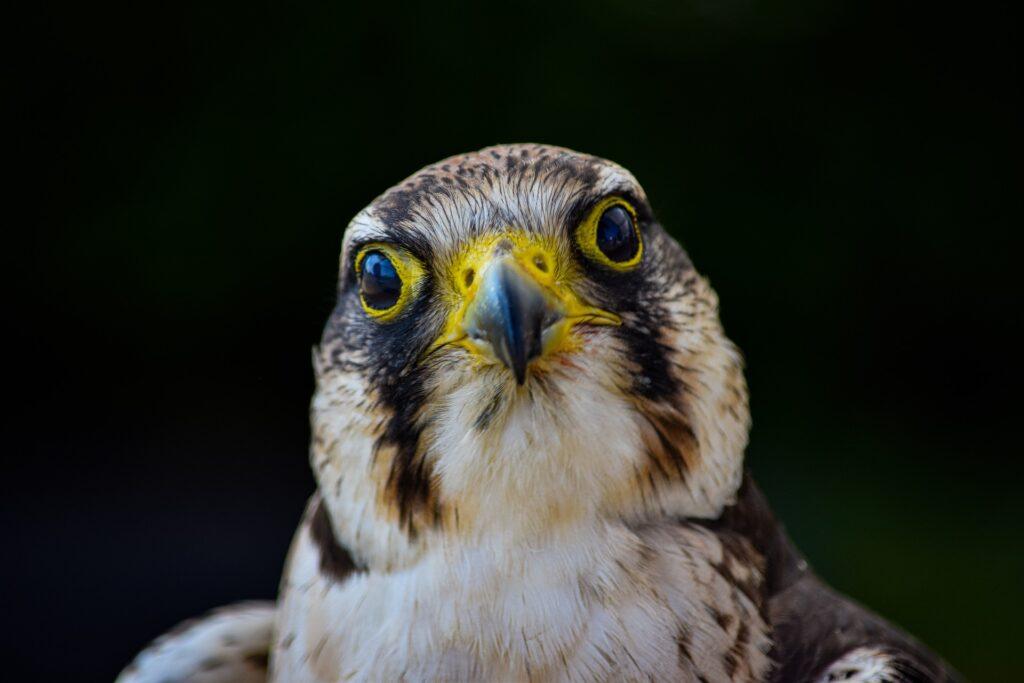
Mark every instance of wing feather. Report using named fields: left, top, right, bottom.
left=116, top=601, right=275, bottom=683
left=696, top=473, right=962, bottom=683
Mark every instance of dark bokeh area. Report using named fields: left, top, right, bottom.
left=7, top=1, right=1021, bottom=680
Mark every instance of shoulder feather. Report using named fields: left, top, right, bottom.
left=696, top=472, right=962, bottom=683
left=116, top=601, right=275, bottom=683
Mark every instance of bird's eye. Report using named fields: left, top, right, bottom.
left=361, top=251, right=402, bottom=310
left=355, top=245, right=424, bottom=321
left=595, top=206, right=639, bottom=263
left=576, top=197, right=643, bottom=270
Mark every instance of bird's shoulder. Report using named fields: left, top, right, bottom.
left=689, top=473, right=962, bottom=683
left=115, top=601, right=275, bottom=683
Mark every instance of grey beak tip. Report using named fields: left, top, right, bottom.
left=469, top=258, right=556, bottom=385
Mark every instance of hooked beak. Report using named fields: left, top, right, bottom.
left=463, top=257, right=559, bottom=384
left=430, top=237, right=620, bottom=385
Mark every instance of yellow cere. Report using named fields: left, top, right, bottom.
left=354, top=242, right=426, bottom=322
left=429, top=230, right=621, bottom=362
left=575, top=196, right=643, bottom=270
left=444, top=231, right=561, bottom=300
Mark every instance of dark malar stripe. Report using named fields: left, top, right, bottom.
left=308, top=496, right=360, bottom=582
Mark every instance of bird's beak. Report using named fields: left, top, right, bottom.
left=462, top=256, right=558, bottom=384
left=429, top=234, right=620, bottom=384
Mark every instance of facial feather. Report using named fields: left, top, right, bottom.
left=313, top=144, right=749, bottom=570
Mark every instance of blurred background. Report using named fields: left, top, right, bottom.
left=7, top=1, right=1021, bottom=680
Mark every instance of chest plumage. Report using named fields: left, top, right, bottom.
left=272, top=497, right=770, bottom=682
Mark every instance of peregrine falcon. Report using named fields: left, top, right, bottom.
left=118, top=145, right=960, bottom=682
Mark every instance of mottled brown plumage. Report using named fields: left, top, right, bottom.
left=119, top=144, right=960, bottom=683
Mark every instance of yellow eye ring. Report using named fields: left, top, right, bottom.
left=575, top=197, right=643, bottom=270
left=354, top=243, right=425, bottom=322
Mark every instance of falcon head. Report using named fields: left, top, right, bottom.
left=313, top=145, right=749, bottom=568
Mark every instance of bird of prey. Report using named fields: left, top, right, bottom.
left=119, top=145, right=960, bottom=682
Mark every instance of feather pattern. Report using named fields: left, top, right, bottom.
left=116, top=602, right=274, bottom=683
left=118, top=145, right=960, bottom=682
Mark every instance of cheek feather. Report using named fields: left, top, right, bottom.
left=316, top=256, right=748, bottom=555
left=311, top=147, right=750, bottom=568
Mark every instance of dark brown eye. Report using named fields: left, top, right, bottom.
left=360, top=251, right=402, bottom=311
left=595, top=205, right=639, bottom=263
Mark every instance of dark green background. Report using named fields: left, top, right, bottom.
left=9, top=1, right=1021, bottom=680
